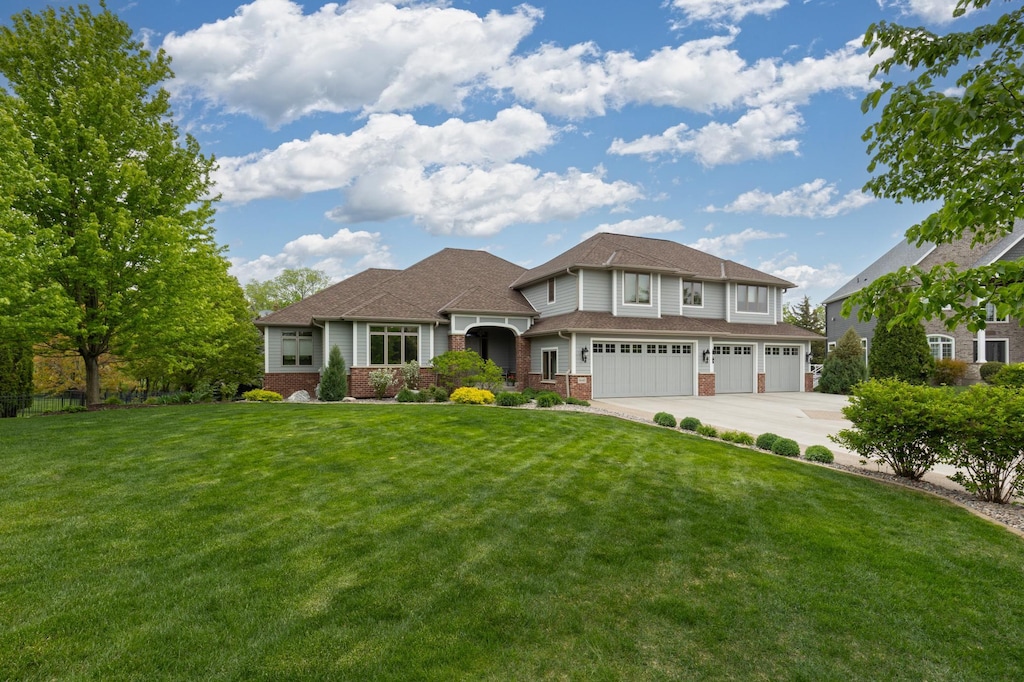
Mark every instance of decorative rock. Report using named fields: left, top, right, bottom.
left=286, top=390, right=311, bottom=403
left=342, top=396, right=358, bottom=403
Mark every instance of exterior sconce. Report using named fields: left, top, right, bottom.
left=702, top=348, right=711, bottom=363
left=806, top=352, right=813, bottom=363
left=581, top=346, right=589, bottom=363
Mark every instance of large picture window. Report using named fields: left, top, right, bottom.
left=623, top=272, right=651, bottom=304
left=928, top=334, right=954, bottom=360
left=282, top=330, right=313, bottom=366
left=370, top=325, right=419, bottom=365
left=682, top=281, right=703, bottom=306
left=736, top=284, right=768, bottom=313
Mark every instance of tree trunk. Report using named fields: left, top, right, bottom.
left=84, top=352, right=102, bottom=405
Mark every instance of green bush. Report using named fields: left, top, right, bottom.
left=804, top=445, right=834, bottom=463
left=432, top=350, right=485, bottom=391
left=653, top=411, right=677, bottom=428
left=831, top=378, right=950, bottom=480
left=449, top=387, right=495, bottom=405
left=62, top=404, right=88, bottom=413
left=991, top=363, right=1024, bottom=388
left=980, top=361, right=1005, bottom=384
left=755, top=433, right=780, bottom=451
left=368, top=368, right=399, bottom=399
left=944, top=385, right=1024, bottom=503
left=495, top=391, right=530, bottom=407
left=534, top=391, right=564, bottom=408
left=521, top=387, right=539, bottom=400
left=319, top=346, right=348, bottom=401
left=189, top=382, right=214, bottom=403
left=143, top=396, right=159, bottom=405
left=771, top=438, right=801, bottom=457
left=471, top=359, right=505, bottom=392
left=931, top=358, right=968, bottom=386
left=395, top=387, right=427, bottom=403
left=565, top=397, right=590, bottom=407
left=399, top=360, right=420, bottom=390
left=819, top=328, right=867, bottom=395
left=696, top=424, right=718, bottom=438
left=679, top=417, right=701, bottom=431
left=0, top=335, right=33, bottom=418
left=241, top=389, right=283, bottom=402
left=720, top=430, right=755, bottom=446
left=868, top=306, right=934, bottom=384
left=103, top=396, right=124, bottom=405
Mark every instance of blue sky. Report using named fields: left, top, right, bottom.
left=7, top=0, right=996, bottom=305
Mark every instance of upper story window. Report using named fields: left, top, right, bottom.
left=986, top=302, right=1008, bottom=323
left=370, top=325, right=419, bottom=366
left=623, top=272, right=651, bottom=304
left=928, top=334, right=954, bottom=360
left=282, top=330, right=313, bottom=366
left=736, top=284, right=768, bottom=313
left=547, top=277, right=556, bottom=304
left=682, top=281, right=703, bottom=306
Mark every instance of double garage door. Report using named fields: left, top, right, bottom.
left=713, top=344, right=802, bottom=394
left=592, top=341, right=694, bottom=398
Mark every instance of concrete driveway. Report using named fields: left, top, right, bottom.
left=591, top=392, right=961, bottom=489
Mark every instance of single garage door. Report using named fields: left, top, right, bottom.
left=713, top=345, right=754, bottom=394
left=765, top=345, right=801, bottom=392
left=592, top=341, right=694, bottom=398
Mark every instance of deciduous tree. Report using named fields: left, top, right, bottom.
left=244, top=268, right=332, bottom=313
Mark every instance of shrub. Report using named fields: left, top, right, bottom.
left=868, top=307, right=934, bottom=383
left=696, top=424, right=718, bottom=438
left=399, top=360, right=420, bottom=390
left=143, top=396, right=159, bottom=405
left=189, top=382, right=214, bottom=403
left=319, top=346, right=348, bottom=401
left=720, top=430, right=755, bottom=446
left=156, top=392, right=191, bottom=405
left=534, top=391, right=564, bottom=408
left=0, top=335, right=33, bottom=418
left=495, top=391, right=530, bottom=407
left=471, top=359, right=504, bottom=392
left=755, top=432, right=781, bottom=451
left=103, top=396, right=124, bottom=405
left=653, top=411, right=677, bottom=428
left=432, top=350, right=485, bottom=391
left=804, top=445, right=834, bottom=463
left=521, top=387, right=539, bottom=400
left=241, top=389, right=283, bottom=402
left=771, top=438, right=801, bottom=457
left=944, top=385, right=1024, bottom=503
left=425, top=385, right=449, bottom=402
left=980, top=361, right=1005, bottom=384
left=831, top=378, right=951, bottom=480
left=368, top=368, right=399, bottom=399
left=395, top=387, right=427, bottom=403
left=991, top=363, right=1024, bottom=388
left=819, top=328, right=867, bottom=395
left=931, top=358, right=968, bottom=386
left=679, top=417, right=702, bottom=431
left=449, top=387, right=495, bottom=405
left=565, top=397, right=590, bottom=407
left=216, top=381, right=240, bottom=402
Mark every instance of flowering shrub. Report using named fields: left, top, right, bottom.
left=368, top=368, right=399, bottom=399
left=241, top=389, right=283, bottom=402
left=449, top=387, right=495, bottom=405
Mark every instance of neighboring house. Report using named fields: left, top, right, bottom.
left=255, top=233, right=821, bottom=399
left=823, top=221, right=1024, bottom=379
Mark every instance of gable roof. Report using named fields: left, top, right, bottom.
left=511, top=232, right=795, bottom=289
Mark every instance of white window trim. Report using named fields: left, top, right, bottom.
left=985, top=302, right=1009, bottom=323
left=541, top=347, right=558, bottom=382
left=622, top=271, right=653, bottom=307
left=680, top=280, right=705, bottom=310
left=367, top=324, right=421, bottom=367
left=927, top=334, right=955, bottom=361
left=975, top=337, right=1009, bottom=363
left=734, top=284, right=770, bottom=315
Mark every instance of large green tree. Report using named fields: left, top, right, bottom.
left=244, top=268, right=332, bottom=314
left=848, top=0, right=1024, bottom=331
left=0, top=2, right=256, bottom=404
left=868, top=306, right=934, bottom=383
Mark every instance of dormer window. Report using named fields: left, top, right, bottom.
left=623, top=272, right=651, bottom=304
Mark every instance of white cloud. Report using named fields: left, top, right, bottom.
left=229, top=227, right=393, bottom=282
left=163, top=0, right=540, bottom=125
left=706, top=179, right=875, bottom=217
left=670, top=0, right=788, bottom=25
left=581, top=216, right=685, bottom=240
left=758, top=255, right=848, bottom=295
left=686, top=228, right=785, bottom=258
left=879, top=0, right=969, bottom=24
left=608, top=104, right=802, bottom=166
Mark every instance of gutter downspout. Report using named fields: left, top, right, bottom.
left=559, top=331, right=572, bottom=397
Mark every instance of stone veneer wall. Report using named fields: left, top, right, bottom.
left=263, top=372, right=320, bottom=400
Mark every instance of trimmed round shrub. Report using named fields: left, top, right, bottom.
left=534, top=391, right=564, bottom=408
left=992, top=363, right=1024, bottom=388
left=720, top=430, right=755, bottom=446
left=495, top=391, right=530, bottom=407
left=696, top=424, right=718, bottom=438
left=804, top=445, right=834, bottom=463
left=679, top=416, right=701, bottom=431
left=771, top=437, right=801, bottom=457
left=425, top=385, right=449, bottom=402
left=980, top=361, right=1005, bottom=384
left=241, top=389, right=283, bottom=402
left=931, top=358, right=968, bottom=386
left=565, top=397, right=590, bottom=406
left=755, top=432, right=780, bottom=451
left=449, top=387, right=495, bottom=405
left=653, top=411, right=677, bottom=428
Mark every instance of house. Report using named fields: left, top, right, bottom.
left=255, top=233, right=821, bottom=399
left=823, top=221, right=1024, bottom=379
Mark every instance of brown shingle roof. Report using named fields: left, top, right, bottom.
left=511, top=232, right=795, bottom=289
left=524, top=311, right=821, bottom=340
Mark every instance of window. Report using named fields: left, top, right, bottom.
left=282, top=330, right=313, bottom=366
left=370, top=325, right=419, bottom=365
left=986, top=302, right=1008, bottom=323
left=542, top=349, right=558, bottom=381
left=736, top=284, right=768, bottom=313
left=547, top=277, right=556, bottom=304
left=682, top=281, right=703, bottom=306
left=623, top=272, right=651, bottom=304
left=974, top=339, right=1008, bottom=363
left=927, top=335, right=954, bottom=360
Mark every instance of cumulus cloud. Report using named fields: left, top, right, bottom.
left=686, top=228, right=785, bottom=258
left=581, top=216, right=685, bottom=240
left=879, top=0, right=970, bottom=24
left=758, top=255, right=848, bottom=294
left=706, top=179, right=875, bottom=217
left=163, top=0, right=540, bottom=125
left=669, top=0, right=788, bottom=25
left=608, top=104, right=802, bottom=166
left=228, top=227, right=393, bottom=282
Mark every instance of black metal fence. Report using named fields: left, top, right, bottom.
left=0, top=391, right=87, bottom=418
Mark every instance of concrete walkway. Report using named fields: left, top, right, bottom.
left=591, top=393, right=962, bottom=490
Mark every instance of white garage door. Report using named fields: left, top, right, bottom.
left=765, top=346, right=801, bottom=392
left=713, top=345, right=754, bottom=394
left=592, top=341, right=694, bottom=398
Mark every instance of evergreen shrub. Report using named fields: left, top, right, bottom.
left=319, top=346, right=348, bottom=401
left=992, top=363, right=1024, bottom=388
left=679, top=417, right=701, bottom=431
left=653, top=412, right=677, bottom=428
left=450, top=387, right=495, bottom=405
left=534, top=391, right=564, bottom=408
left=980, top=361, right=1005, bottom=383
left=804, top=445, right=834, bottom=463
left=755, top=432, right=780, bottom=451
left=771, top=438, right=801, bottom=457
left=495, top=391, right=530, bottom=407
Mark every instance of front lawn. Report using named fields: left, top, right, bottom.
left=2, top=404, right=1023, bottom=680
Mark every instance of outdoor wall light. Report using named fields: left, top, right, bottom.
left=806, top=352, right=813, bottom=363
left=702, top=348, right=711, bottom=363
left=581, top=346, right=589, bottom=363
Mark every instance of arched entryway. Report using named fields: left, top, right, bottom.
left=465, top=325, right=518, bottom=382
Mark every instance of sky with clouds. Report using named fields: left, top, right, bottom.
left=6, top=0, right=995, bottom=304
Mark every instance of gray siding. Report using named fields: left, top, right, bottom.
left=325, top=321, right=354, bottom=370
left=522, top=275, right=577, bottom=318
left=531, top=334, right=570, bottom=375
left=826, top=300, right=877, bottom=350
left=432, top=324, right=450, bottom=364
left=661, top=276, right=681, bottom=316
left=683, top=281, right=725, bottom=319
left=615, top=271, right=660, bottom=319
left=580, top=269, right=613, bottom=312
left=265, top=326, right=324, bottom=373
left=998, top=239, right=1024, bottom=262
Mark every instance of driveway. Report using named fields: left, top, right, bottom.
left=591, top=393, right=961, bottom=489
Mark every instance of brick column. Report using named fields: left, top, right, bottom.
left=757, top=373, right=766, bottom=393
left=698, top=373, right=716, bottom=396
left=804, top=372, right=814, bottom=393
left=568, top=375, right=592, bottom=401
left=515, top=336, right=531, bottom=391
left=448, top=334, right=466, bottom=351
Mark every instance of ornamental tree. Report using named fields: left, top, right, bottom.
left=848, top=0, right=1024, bottom=331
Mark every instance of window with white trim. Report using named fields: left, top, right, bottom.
left=282, top=330, right=313, bottom=366
left=736, top=284, right=768, bottom=313
left=370, top=325, right=419, bottom=366
left=682, top=281, right=703, bottom=306
left=623, top=272, right=651, bottom=304
left=927, top=335, right=954, bottom=360
left=542, top=348, right=558, bottom=381
left=986, top=302, right=1008, bottom=323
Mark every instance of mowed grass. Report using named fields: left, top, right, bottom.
left=2, top=404, right=1023, bottom=680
